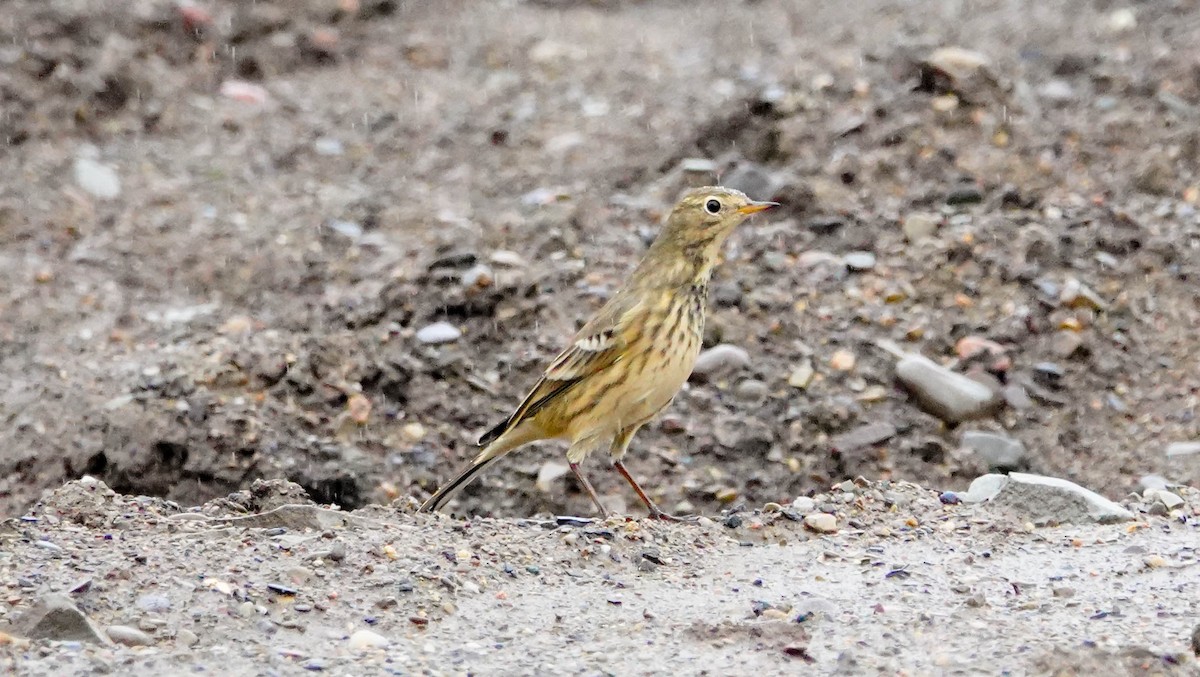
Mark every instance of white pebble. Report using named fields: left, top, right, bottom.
left=107, top=625, right=154, bottom=646
left=803, top=512, right=838, bottom=534
left=348, top=629, right=390, bottom=651
left=74, top=157, right=121, bottom=200
left=416, top=322, right=462, bottom=344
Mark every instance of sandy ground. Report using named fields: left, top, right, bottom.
left=1, top=477, right=1198, bottom=675
left=3, top=0, right=1200, bottom=672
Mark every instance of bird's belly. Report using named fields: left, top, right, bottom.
left=598, top=342, right=699, bottom=433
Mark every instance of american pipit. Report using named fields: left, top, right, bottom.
left=420, top=186, right=778, bottom=520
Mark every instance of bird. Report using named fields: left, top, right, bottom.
left=419, top=186, right=778, bottom=520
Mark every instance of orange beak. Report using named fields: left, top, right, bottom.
left=736, top=200, right=780, bottom=215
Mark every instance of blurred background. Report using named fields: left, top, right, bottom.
left=1, top=0, right=1197, bottom=518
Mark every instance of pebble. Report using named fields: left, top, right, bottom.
left=535, top=461, right=570, bottom=493
left=135, top=594, right=171, bottom=613
left=313, top=137, right=344, bottom=156
left=1144, top=489, right=1184, bottom=510
left=329, top=220, right=364, bottom=240
left=106, top=625, right=154, bottom=647
left=348, top=629, right=390, bottom=651
left=691, top=344, right=751, bottom=380
left=791, top=497, right=816, bottom=513
left=416, top=321, right=462, bottom=344
left=734, top=379, right=769, bottom=401
left=1059, top=278, right=1107, bottom=310
left=787, top=360, right=815, bottom=389
left=461, top=264, right=494, bottom=289
left=831, top=422, right=897, bottom=452
left=894, top=353, right=999, bottom=423
left=176, top=628, right=199, bottom=646
left=1037, top=79, right=1076, bottom=103
left=829, top=349, right=856, bottom=372
left=902, top=213, right=940, bottom=241
left=945, top=185, right=983, bottom=206
left=960, top=431, right=1026, bottom=469
left=11, top=594, right=111, bottom=645
left=961, top=472, right=1133, bottom=524
left=489, top=250, right=526, bottom=268
left=842, top=251, right=876, bottom=272
left=1138, top=474, right=1169, bottom=491
left=1166, top=442, right=1200, bottom=458
left=73, top=156, right=122, bottom=200
left=1107, top=7, right=1137, bottom=32
left=1050, top=331, right=1085, bottom=358
left=803, top=513, right=838, bottom=534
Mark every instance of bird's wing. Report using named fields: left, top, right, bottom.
left=478, top=293, right=640, bottom=446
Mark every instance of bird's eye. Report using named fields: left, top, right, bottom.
left=704, top=198, right=721, bottom=214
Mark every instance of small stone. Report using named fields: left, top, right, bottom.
left=842, top=251, right=876, bottom=272
left=348, top=629, right=389, bottom=651
left=787, top=360, right=815, bottom=389
left=735, top=379, right=769, bottom=401
left=1145, top=489, right=1184, bottom=510
left=461, top=264, right=494, bottom=290
left=176, top=628, right=199, bottom=646
left=74, top=157, right=121, bottom=200
left=939, top=491, right=960, bottom=505
left=957, top=474, right=1009, bottom=504
left=536, top=461, right=570, bottom=493
left=489, top=250, right=526, bottom=268
left=1107, top=7, right=1137, bottom=33
left=831, top=422, right=897, bottom=452
left=901, top=213, right=940, bottom=241
left=678, top=157, right=718, bottom=184
left=1139, top=475, right=1169, bottom=492
left=829, top=349, right=856, bottom=372
left=963, top=472, right=1133, bottom=524
left=960, top=431, right=1025, bottom=469
left=1059, top=278, right=1107, bottom=310
left=1050, top=330, right=1085, bottom=358
left=106, top=625, right=154, bottom=647
left=791, top=497, right=816, bottom=513
left=11, top=594, right=111, bottom=645
left=1052, top=586, right=1076, bottom=598
left=313, top=137, right=344, bottom=156
left=416, top=321, right=462, bottom=344
left=691, top=344, right=751, bottom=380
left=946, top=185, right=984, bottom=206
left=1166, top=442, right=1200, bottom=458
left=395, top=423, right=424, bottom=444
left=1037, top=79, right=1076, bottom=103
left=135, top=594, right=171, bottom=613
left=803, top=513, right=838, bottom=534
left=894, top=353, right=999, bottom=423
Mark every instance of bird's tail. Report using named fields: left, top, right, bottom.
left=419, top=455, right=502, bottom=513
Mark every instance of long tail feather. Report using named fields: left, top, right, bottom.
left=419, top=455, right=501, bottom=513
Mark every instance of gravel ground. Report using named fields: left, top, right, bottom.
left=1, top=477, right=1197, bottom=675
left=3, top=0, right=1200, bottom=672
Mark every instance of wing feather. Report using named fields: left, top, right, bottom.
left=478, top=293, right=641, bottom=445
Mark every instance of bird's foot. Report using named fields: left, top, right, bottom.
left=647, top=509, right=699, bottom=523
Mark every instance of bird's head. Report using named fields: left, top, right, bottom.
left=653, top=186, right=778, bottom=267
